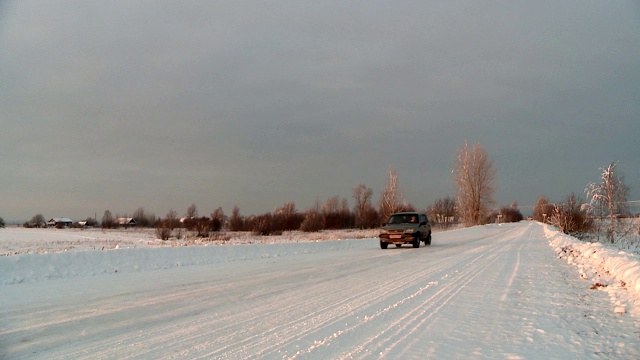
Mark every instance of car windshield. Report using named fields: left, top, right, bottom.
left=387, top=214, right=418, bottom=224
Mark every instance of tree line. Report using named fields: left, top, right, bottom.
left=14, top=141, right=634, bottom=246
left=9, top=141, right=523, bottom=238
left=108, top=143, right=521, bottom=241
left=20, top=142, right=634, bottom=243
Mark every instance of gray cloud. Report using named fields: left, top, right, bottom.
left=1, top=1, right=639, bottom=221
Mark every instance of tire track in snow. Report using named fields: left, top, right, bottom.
left=339, top=230, right=522, bottom=359
left=40, top=251, right=404, bottom=359
left=281, top=226, right=526, bottom=359
left=200, top=225, right=525, bottom=359
left=201, top=251, right=434, bottom=358
left=125, top=250, right=440, bottom=359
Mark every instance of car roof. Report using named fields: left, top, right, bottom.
left=390, top=212, right=425, bottom=216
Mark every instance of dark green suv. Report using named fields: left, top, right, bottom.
left=379, top=212, right=432, bottom=249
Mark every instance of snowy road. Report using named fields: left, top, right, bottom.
left=2, top=222, right=639, bottom=359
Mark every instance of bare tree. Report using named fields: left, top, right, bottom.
left=585, top=161, right=631, bottom=243
left=352, top=183, right=378, bottom=229
left=338, top=197, right=354, bottom=228
left=183, top=204, right=199, bottom=231
left=193, top=217, right=212, bottom=237
left=185, top=204, right=198, bottom=219
left=166, top=209, right=178, bottom=230
left=251, top=213, right=276, bottom=235
left=28, top=214, right=46, bottom=228
left=533, top=196, right=553, bottom=223
left=429, top=196, right=456, bottom=229
left=274, top=202, right=302, bottom=231
left=210, top=207, right=226, bottom=232
left=147, top=213, right=158, bottom=227
left=84, top=217, right=97, bottom=227
left=320, top=195, right=337, bottom=215
left=321, top=195, right=352, bottom=229
left=132, top=207, right=152, bottom=227
left=499, top=204, right=523, bottom=223
left=186, top=203, right=198, bottom=219
left=101, top=210, right=114, bottom=229
left=300, top=207, right=325, bottom=232
left=229, top=206, right=244, bottom=232
left=299, top=199, right=325, bottom=232
left=454, top=142, right=497, bottom=226
left=379, top=168, right=404, bottom=222
left=155, top=209, right=180, bottom=240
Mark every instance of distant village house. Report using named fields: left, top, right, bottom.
left=115, top=217, right=137, bottom=227
left=47, top=218, right=73, bottom=227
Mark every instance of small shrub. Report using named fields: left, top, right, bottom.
left=155, top=220, right=172, bottom=240
left=549, top=193, right=592, bottom=238
left=491, top=206, right=523, bottom=223
left=273, top=203, right=304, bottom=231
left=252, top=213, right=274, bottom=236
left=323, top=212, right=342, bottom=230
left=300, top=210, right=325, bottom=232
left=208, top=232, right=230, bottom=242
left=194, top=217, right=212, bottom=237
left=360, top=207, right=380, bottom=229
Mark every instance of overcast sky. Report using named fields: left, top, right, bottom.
left=1, top=1, right=639, bottom=222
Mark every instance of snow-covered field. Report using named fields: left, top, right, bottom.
left=0, top=227, right=382, bottom=257
left=1, top=222, right=639, bottom=359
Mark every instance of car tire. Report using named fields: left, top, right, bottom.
left=426, top=232, right=432, bottom=246
left=413, top=234, right=420, bottom=248
left=380, top=241, right=388, bottom=249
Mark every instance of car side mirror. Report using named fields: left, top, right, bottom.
left=420, top=221, right=427, bottom=226
left=381, top=223, right=386, bottom=226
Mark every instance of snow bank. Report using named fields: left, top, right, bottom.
left=0, top=238, right=374, bottom=285
left=546, top=225, right=640, bottom=315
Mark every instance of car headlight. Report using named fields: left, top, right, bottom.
left=403, top=228, right=415, bottom=234
left=380, top=229, right=389, bottom=235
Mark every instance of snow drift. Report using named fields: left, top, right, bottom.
left=546, top=224, right=640, bottom=314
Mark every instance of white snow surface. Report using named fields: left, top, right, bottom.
left=1, top=222, right=639, bottom=359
